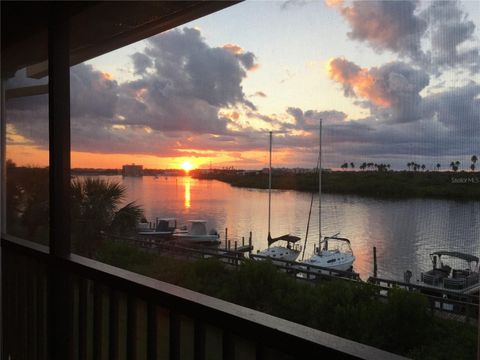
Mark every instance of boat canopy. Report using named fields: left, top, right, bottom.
left=268, top=234, right=301, bottom=246
left=430, top=251, right=479, bottom=263
left=320, top=236, right=351, bottom=245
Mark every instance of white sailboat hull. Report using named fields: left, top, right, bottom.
left=302, top=251, right=355, bottom=272
left=255, top=246, right=301, bottom=263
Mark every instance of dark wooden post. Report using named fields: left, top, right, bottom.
left=47, top=7, right=72, bottom=360
left=49, top=7, right=71, bottom=257
left=373, top=247, right=378, bottom=278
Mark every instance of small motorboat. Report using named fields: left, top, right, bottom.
left=420, top=251, right=479, bottom=294
left=138, top=218, right=177, bottom=238
left=173, top=220, right=220, bottom=244
left=301, top=235, right=355, bottom=272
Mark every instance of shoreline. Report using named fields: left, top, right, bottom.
left=195, top=171, right=480, bottom=201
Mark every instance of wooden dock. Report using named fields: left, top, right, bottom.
left=368, top=276, right=479, bottom=322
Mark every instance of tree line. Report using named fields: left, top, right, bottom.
left=340, top=155, right=478, bottom=172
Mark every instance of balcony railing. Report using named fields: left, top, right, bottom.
left=1, top=235, right=408, bottom=360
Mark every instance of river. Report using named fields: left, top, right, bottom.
left=115, top=175, right=480, bottom=281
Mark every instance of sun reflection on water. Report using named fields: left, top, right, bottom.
left=184, top=177, right=191, bottom=209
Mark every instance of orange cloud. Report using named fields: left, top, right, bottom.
left=327, top=58, right=391, bottom=107
left=223, top=43, right=244, bottom=55
left=219, top=110, right=240, bottom=121
left=101, top=72, right=113, bottom=80
left=324, top=0, right=343, bottom=8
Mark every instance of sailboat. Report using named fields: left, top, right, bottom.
left=301, top=120, right=355, bottom=273
left=255, top=132, right=302, bottom=262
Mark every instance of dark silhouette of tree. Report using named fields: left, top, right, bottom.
left=450, top=161, right=459, bottom=172
left=350, top=162, right=355, bottom=169
left=72, top=177, right=144, bottom=258
left=471, top=155, right=477, bottom=172
left=421, top=164, right=426, bottom=171
left=436, top=163, right=441, bottom=171
left=340, top=162, right=349, bottom=170
left=360, top=162, right=367, bottom=171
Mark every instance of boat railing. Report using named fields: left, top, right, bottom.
left=421, top=272, right=444, bottom=286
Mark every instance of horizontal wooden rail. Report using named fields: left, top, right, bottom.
left=2, top=234, right=408, bottom=360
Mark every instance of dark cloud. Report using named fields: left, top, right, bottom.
left=253, top=91, right=267, bottom=98
left=142, top=28, right=255, bottom=109
left=338, top=0, right=427, bottom=61
left=70, top=63, right=118, bottom=118
left=328, top=58, right=430, bottom=123
left=422, top=82, right=480, bottom=135
left=131, top=52, right=152, bottom=75
left=422, top=1, right=480, bottom=72
left=281, top=0, right=309, bottom=10
left=6, top=28, right=263, bottom=160
left=330, top=0, right=480, bottom=73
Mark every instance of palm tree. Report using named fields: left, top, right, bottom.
left=471, top=155, right=477, bottom=172
left=350, top=162, right=355, bottom=170
left=421, top=164, right=426, bottom=171
left=71, top=177, right=144, bottom=257
left=455, top=161, right=460, bottom=171
left=436, top=163, right=441, bottom=171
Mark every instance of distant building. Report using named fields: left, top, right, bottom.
left=122, top=164, right=143, bottom=177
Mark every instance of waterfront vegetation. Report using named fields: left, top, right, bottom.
left=98, top=241, right=477, bottom=360
left=196, top=170, right=480, bottom=200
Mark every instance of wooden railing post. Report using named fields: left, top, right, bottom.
left=47, top=6, right=72, bottom=360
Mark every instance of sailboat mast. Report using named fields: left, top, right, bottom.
left=268, top=131, right=272, bottom=241
left=319, top=120, right=322, bottom=248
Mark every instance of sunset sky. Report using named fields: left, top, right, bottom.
left=6, top=0, right=480, bottom=170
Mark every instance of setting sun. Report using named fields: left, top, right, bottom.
left=181, top=161, right=194, bottom=173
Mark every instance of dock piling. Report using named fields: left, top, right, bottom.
left=249, top=232, right=252, bottom=255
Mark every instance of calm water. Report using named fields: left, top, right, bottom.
left=111, top=175, right=480, bottom=281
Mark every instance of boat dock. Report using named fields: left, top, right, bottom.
left=109, top=233, right=478, bottom=323
left=368, top=276, right=479, bottom=323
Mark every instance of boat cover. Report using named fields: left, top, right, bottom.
left=431, top=251, right=479, bottom=263
left=268, top=234, right=301, bottom=246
